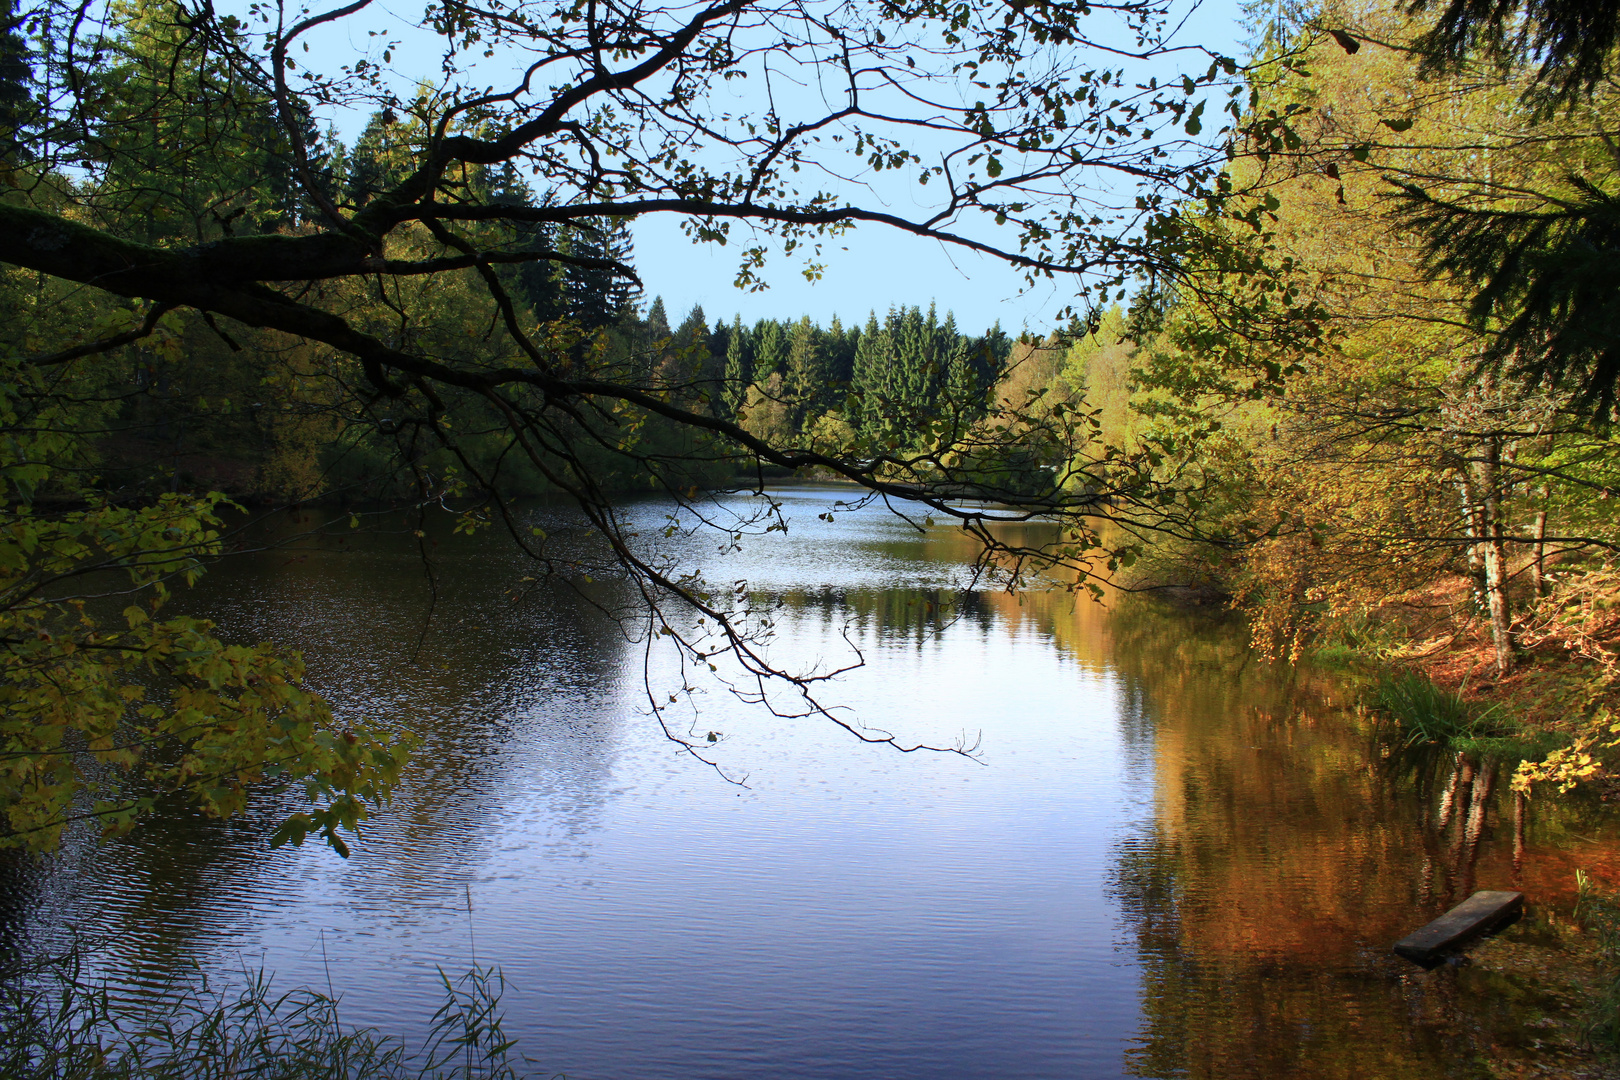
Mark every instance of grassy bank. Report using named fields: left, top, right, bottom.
left=1317, top=569, right=1620, bottom=799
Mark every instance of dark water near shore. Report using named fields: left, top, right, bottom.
left=3, top=485, right=1618, bottom=1078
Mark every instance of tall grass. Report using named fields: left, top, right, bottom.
left=1370, top=671, right=1512, bottom=749
left=0, top=955, right=551, bottom=1080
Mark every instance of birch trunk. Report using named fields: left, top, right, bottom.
left=1458, top=472, right=1489, bottom=613
left=1474, top=436, right=1513, bottom=677
left=1531, top=509, right=1548, bottom=599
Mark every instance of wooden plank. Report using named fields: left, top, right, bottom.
left=1393, top=890, right=1524, bottom=964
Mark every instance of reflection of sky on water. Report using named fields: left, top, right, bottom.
left=1, top=485, right=1606, bottom=1078
left=1, top=486, right=1143, bottom=1079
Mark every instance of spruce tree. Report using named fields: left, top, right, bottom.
left=601, top=219, right=641, bottom=317
left=645, top=296, right=671, bottom=340
left=894, top=305, right=933, bottom=412
left=825, top=314, right=857, bottom=387
left=345, top=112, right=405, bottom=209
left=561, top=222, right=637, bottom=331
left=850, top=311, right=892, bottom=441
left=671, top=304, right=712, bottom=390
left=723, top=315, right=753, bottom=418
left=754, top=320, right=788, bottom=380
left=785, top=315, right=828, bottom=428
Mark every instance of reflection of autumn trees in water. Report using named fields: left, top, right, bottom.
left=692, top=511, right=1620, bottom=1077
left=1064, top=596, right=1514, bottom=1075
left=846, top=570, right=1619, bottom=1078
left=1401, top=750, right=1509, bottom=911
left=770, top=585, right=992, bottom=645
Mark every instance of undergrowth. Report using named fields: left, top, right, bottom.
left=0, top=954, right=551, bottom=1080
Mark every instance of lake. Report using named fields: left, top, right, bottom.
left=1, top=485, right=1613, bottom=1078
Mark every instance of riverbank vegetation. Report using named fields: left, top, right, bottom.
left=2, top=955, right=537, bottom=1079
left=0, top=0, right=1289, bottom=852
left=985, top=0, right=1620, bottom=814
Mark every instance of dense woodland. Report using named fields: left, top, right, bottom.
left=2, top=0, right=1620, bottom=859
left=0, top=72, right=1019, bottom=501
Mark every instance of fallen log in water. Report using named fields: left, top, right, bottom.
left=1393, top=890, right=1524, bottom=965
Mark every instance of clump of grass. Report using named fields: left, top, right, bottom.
left=1307, top=643, right=1366, bottom=669
left=1370, top=670, right=1514, bottom=749
left=0, top=955, right=548, bottom=1080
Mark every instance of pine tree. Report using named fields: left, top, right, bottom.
left=785, top=315, right=828, bottom=427
left=723, top=315, right=753, bottom=418
left=754, top=319, right=788, bottom=380
left=850, top=311, right=893, bottom=441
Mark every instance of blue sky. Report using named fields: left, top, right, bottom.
left=295, top=0, right=1248, bottom=336
left=632, top=1, right=1249, bottom=335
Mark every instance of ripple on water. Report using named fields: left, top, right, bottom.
left=2, top=487, right=1596, bottom=1080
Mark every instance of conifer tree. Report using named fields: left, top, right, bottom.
left=707, top=318, right=731, bottom=373
left=670, top=304, right=712, bottom=392
left=894, top=305, right=933, bottom=412
left=851, top=311, right=894, bottom=440
left=825, top=314, right=857, bottom=386
left=561, top=221, right=637, bottom=331
left=644, top=296, right=671, bottom=340
left=754, top=320, right=788, bottom=381
left=675, top=304, right=707, bottom=348
left=723, top=315, right=753, bottom=418
left=345, top=111, right=406, bottom=210
left=785, top=315, right=828, bottom=425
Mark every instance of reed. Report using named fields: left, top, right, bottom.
left=0, top=954, right=548, bottom=1080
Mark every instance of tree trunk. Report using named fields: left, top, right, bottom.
left=1457, top=757, right=1496, bottom=898
left=1531, top=509, right=1548, bottom=599
left=1436, top=750, right=1467, bottom=831
left=1458, top=472, right=1489, bottom=614
left=1475, top=436, right=1513, bottom=677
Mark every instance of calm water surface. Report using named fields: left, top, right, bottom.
left=2, top=485, right=1616, bottom=1078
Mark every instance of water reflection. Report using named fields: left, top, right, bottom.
left=2, top=485, right=1618, bottom=1079
left=1033, top=591, right=1614, bottom=1078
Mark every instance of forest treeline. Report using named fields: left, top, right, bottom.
left=1, top=93, right=1017, bottom=501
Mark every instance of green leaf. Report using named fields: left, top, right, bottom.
left=1184, top=101, right=1205, bottom=136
